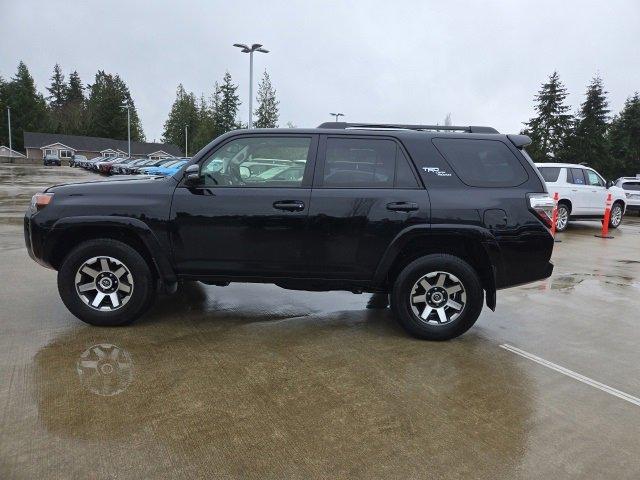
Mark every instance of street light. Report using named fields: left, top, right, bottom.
left=184, top=125, right=188, bottom=157
left=233, top=43, right=269, bottom=129
left=330, top=112, right=344, bottom=122
left=6, top=107, right=12, bottom=157
left=120, top=104, right=131, bottom=157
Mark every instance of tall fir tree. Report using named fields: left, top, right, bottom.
left=46, top=64, right=67, bottom=110
left=86, top=71, right=144, bottom=141
left=0, top=62, right=48, bottom=151
left=191, top=91, right=220, bottom=153
left=216, top=72, right=241, bottom=133
left=522, top=71, right=573, bottom=162
left=254, top=71, right=279, bottom=128
left=59, top=70, right=87, bottom=135
left=161, top=84, right=198, bottom=154
left=567, top=75, right=611, bottom=174
left=608, top=93, right=640, bottom=177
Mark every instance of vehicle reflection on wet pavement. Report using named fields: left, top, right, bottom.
left=2, top=165, right=640, bottom=479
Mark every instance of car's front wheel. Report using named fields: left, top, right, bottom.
left=608, top=203, right=623, bottom=229
left=390, top=254, right=483, bottom=340
left=58, top=239, right=156, bottom=326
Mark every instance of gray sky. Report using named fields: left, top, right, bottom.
left=2, top=0, right=639, bottom=142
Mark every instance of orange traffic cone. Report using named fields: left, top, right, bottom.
left=595, top=193, right=614, bottom=239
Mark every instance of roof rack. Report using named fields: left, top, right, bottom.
left=317, top=122, right=499, bottom=134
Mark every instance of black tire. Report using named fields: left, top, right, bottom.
left=57, top=239, right=156, bottom=326
left=390, top=254, right=483, bottom=341
left=608, top=203, right=623, bottom=229
left=556, top=203, right=570, bottom=232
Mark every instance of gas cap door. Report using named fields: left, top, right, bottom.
left=483, top=209, right=508, bottom=230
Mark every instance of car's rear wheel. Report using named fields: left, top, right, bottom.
left=608, top=203, right=623, bottom=229
left=391, top=254, right=483, bottom=340
left=58, top=239, right=156, bottom=326
left=556, top=203, right=570, bottom=232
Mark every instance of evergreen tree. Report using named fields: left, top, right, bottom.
left=568, top=75, right=611, bottom=174
left=60, top=70, right=87, bottom=135
left=608, top=93, right=640, bottom=177
left=191, top=92, right=221, bottom=153
left=46, top=64, right=67, bottom=110
left=1, top=62, right=48, bottom=151
left=0, top=76, right=7, bottom=147
left=216, top=72, right=241, bottom=133
left=86, top=71, right=144, bottom=141
left=161, top=84, right=198, bottom=154
left=522, top=71, right=573, bottom=162
left=254, top=71, right=279, bottom=128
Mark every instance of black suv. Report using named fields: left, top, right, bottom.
left=24, top=123, right=555, bottom=340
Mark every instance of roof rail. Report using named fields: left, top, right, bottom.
left=317, top=122, right=499, bottom=134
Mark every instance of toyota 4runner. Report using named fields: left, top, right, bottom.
left=25, top=123, right=555, bottom=340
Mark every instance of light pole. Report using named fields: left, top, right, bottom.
left=330, top=112, right=344, bottom=122
left=7, top=107, right=12, bottom=156
left=184, top=125, right=188, bottom=157
left=121, top=104, right=131, bottom=157
left=233, top=43, right=269, bottom=129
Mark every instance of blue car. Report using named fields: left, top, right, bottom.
left=141, top=160, right=188, bottom=176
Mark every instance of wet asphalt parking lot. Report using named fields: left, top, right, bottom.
left=1, top=164, right=640, bottom=479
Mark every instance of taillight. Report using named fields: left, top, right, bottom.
left=527, top=193, right=555, bottom=229
left=31, top=193, right=54, bottom=211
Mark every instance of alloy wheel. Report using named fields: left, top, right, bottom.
left=557, top=206, right=569, bottom=231
left=74, top=256, right=134, bottom=311
left=610, top=205, right=622, bottom=227
left=409, top=271, right=467, bottom=325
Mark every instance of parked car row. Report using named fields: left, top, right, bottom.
left=73, top=155, right=191, bottom=176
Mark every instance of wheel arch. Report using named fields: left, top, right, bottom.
left=373, top=225, right=501, bottom=310
left=46, top=216, right=177, bottom=290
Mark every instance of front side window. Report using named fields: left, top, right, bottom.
left=200, top=136, right=311, bottom=187
left=433, top=138, right=528, bottom=187
left=323, top=138, right=396, bottom=188
left=585, top=169, right=605, bottom=187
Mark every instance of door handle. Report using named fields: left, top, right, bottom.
left=386, top=201, right=419, bottom=212
left=273, top=200, right=305, bottom=212
left=571, top=189, right=578, bottom=192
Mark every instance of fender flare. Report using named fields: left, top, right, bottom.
left=46, top=216, right=177, bottom=288
left=372, top=224, right=501, bottom=310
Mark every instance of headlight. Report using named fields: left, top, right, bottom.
left=31, top=193, right=54, bottom=211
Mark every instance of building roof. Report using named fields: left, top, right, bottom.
left=23, top=132, right=183, bottom=157
left=0, top=146, right=26, bottom=157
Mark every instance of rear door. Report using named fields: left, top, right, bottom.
left=566, top=168, right=591, bottom=214
left=305, top=135, right=429, bottom=280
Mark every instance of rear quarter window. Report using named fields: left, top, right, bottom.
left=432, top=138, right=528, bottom=187
left=622, top=181, right=640, bottom=191
left=538, top=166, right=561, bottom=182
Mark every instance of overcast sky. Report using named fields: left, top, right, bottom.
left=2, top=0, right=639, bottom=142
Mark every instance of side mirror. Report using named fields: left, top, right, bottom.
left=606, top=180, right=613, bottom=189
left=184, top=164, right=201, bottom=186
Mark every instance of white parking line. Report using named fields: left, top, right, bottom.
left=499, top=343, right=640, bottom=407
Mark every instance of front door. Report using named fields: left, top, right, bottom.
left=170, top=134, right=318, bottom=277
left=305, top=135, right=430, bottom=280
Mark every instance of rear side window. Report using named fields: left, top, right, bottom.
left=569, top=168, right=586, bottom=185
left=538, top=167, right=561, bottom=182
left=323, top=138, right=396, bottom=188
left=622, top=181, right=640, bottom=191
left=432, top=138, right=528, bottom=187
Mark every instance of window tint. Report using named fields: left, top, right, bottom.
left=585, top=169, right=604, bottom=187
left=432, top=139, right=528, bottom=187
left=538, top=166, right=561, bottom=182
left=323, top=138, right=396, bottom=187
left=569, top=168, right=586, bottom=185
left=200, top=136, right=311, bottom=187
left=395, top=149, right=419, bottom=188
left=622, top=181, right=640, bottom=191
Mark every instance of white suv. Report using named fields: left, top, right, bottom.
left=535, top=163, right=627, bottom=231
left=614, top=176, right=640, bottom=215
